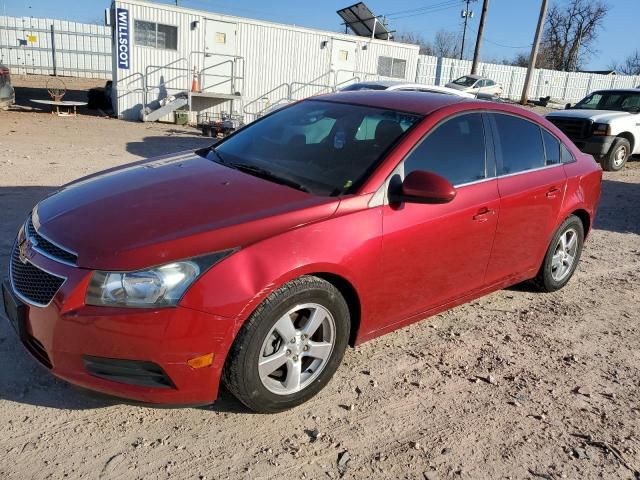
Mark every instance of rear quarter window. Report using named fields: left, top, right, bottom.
left=561, top=143, right=575, bottom=163
left=541, top=129, right=561, bottom=165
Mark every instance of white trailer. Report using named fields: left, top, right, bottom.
left=110, top=0, right=420, bottom=122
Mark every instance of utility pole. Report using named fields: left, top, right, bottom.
left=460, top=0, right=474, bottom=60
left=520, top=0, right=548, bottom=105
left=471, top=0, right=489, bottom=74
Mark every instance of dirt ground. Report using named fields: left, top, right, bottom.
left=1, top=88, right=640, bottom=480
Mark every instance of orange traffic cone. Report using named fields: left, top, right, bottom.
left=191, top=67, right=199, bottom=92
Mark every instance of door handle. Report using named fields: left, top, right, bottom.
left=546, top=187, right=562, bottom=198
left=472, top=207, right=494, bottom=222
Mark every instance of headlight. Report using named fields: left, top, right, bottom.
left=85, top=250, right=235, bottom=308
left=592, top=123, right=610, bottom=136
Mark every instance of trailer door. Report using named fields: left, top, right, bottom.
left=203, top=19, right=238, bottom=94
left=331, top=39, right=357, bottom=87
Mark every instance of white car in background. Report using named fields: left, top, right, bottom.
left=445, top=75, right=503, bottom=97
left=262, top=80, right=474, bottom=116
left=339, top=80, right=475, bottom=98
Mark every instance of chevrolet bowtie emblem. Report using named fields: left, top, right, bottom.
left=18, top=236, right=37, bottom=264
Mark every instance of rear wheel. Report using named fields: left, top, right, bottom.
left=223, top=276, right=350, bottom=413
left=534, top=215, right=584, bottom=292
left=601, top=137, right=630, bottom=171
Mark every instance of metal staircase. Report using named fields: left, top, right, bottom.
left=141, top=95, right=188, bottom=122
left=243, top=69, right=390, bottom=122
left=136, top=54, right=245, bottom=123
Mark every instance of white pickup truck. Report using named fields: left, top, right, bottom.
left=546, top=89, right=640, bottom=171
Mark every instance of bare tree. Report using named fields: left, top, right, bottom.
left=395, top=29, right=466, bottom=59
left=504, top=52, right=530, bottom=67
left=432, top=29, right=462, bottom=59
left=539, top=0, right=609, bottom=71
left=611, top=50, right=640, bottom=75
left=394, top=31, right=434, bottom=55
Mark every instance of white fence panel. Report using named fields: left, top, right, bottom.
left=0, top=15, right=111, bottom=79
left=415, top=54, right=640, bottom=103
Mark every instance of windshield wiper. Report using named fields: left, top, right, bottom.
left=215, top=156, right=311, bottom=193
left=209, top=147, right=226, bottom=164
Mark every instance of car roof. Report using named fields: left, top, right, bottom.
left=314, top=90, right=469, bottom=115
left=347, top=81, right=461, bottom=89
left=350, top=80, right=407, bottom=87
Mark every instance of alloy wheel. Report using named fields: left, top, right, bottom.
left=551, top=228, right=579, bottom=282
left=258, top=303, right=336, bottom=395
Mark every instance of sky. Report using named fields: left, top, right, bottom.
left=3, top=0, right=638, bottom=70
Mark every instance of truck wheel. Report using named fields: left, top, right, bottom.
left=601, top=137, right=630, bottom=172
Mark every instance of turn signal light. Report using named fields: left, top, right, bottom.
left=187, top=353, right=214, bottom=369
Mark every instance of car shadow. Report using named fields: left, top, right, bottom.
left=126, top=135, right=215, bottom=158
left=593, top=178, right=640, bottom=235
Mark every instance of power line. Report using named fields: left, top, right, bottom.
left=467, top=26, right=531, bottom=49
left=384, top=0, right=463, bottom=18
left=386, top=2, right=464, bottom=21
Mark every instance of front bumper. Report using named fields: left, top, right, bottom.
left=3, top=246, right=237, bottom=405
left=570, top=135, right=615, bottom=157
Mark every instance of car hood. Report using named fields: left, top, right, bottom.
left=34, top=151, right=340, bottom=270
left=547, top=109, right=632, bottom=122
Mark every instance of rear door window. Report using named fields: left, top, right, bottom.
left=404, top=113, right=488, bottom=186
left=491, top=114, right=545, bottom=175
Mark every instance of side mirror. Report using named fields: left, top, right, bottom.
left=565, top=103, right=572, bottom=110
left=389, top=170, right=456, bottom=205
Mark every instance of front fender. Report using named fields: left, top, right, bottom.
left=180, top=198, right=383, bottom=337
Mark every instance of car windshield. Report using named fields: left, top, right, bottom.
left=453, top=76, right=478, bottom=87
left=574, top=91, right=640, bottom=112
left=200, top=100, right=422, bottom=196
left=340, top=83, right=389, bottom=91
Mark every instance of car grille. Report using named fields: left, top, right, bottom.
left=547, top=117, right=592, bottom=140
left=10, top=244, right=65, bottom=306
left=25, top=216, right=78, bottom=265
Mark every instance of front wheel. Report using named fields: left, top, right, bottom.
left=223, top=276, right=350, bottom=413
left=534, top=215, right=584, bottom=292
left=601, top=137, right=630, bottom=172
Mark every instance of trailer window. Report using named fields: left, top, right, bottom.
left=134, top=20, right=177, bottom=50
left=377, top=56, right=407, bottom=79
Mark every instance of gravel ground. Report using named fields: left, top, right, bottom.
left=1, top=95, right=639, bottom=480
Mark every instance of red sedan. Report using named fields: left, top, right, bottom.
left=3, top=91, right=601, bottom=412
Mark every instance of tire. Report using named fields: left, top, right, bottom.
left=223, top=276, right=350, bottom=413
left=533, top=215, right=584, bottom=292
left=601, top=137, right=630, bottom=172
